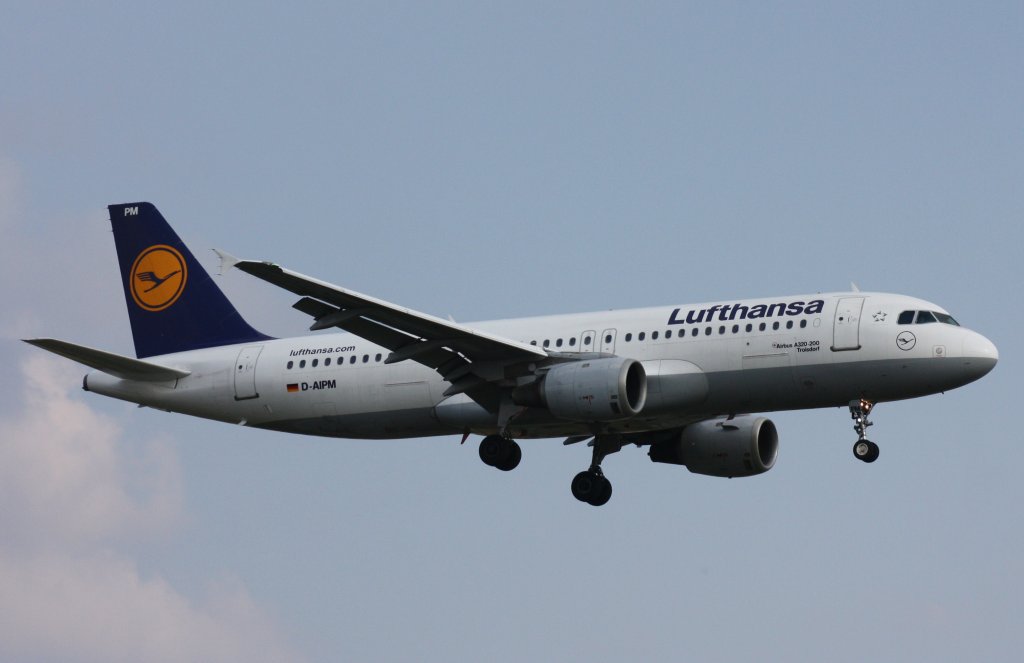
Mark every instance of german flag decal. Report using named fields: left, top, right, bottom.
left=286, top=383, right=299, bottom=393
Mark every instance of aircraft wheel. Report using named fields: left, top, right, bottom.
left=495, top=440, right=521, bottom=472
left=571, top=470, right=613, bottom=506
left=853, top=440, right=880, bottom=463
left=589, top=476, right=612, bottom=506
left=479, top=435, right=520, bottom=470
left=479, top=435, right=505, bottom=467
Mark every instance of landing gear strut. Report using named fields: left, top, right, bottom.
left=849, top=399, right=880, bottom=463
left=479, top=434, right=521, bottom=471
left=571, top=435, right=622, bottom=507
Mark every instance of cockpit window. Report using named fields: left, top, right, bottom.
left=899, top=309, right=960, bottom=326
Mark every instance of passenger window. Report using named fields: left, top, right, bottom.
left=287, top=361, right=293, bottom=369
left=556, top=338, right=563, bottom=347
left=530, top=340, right=537, bottom=346
left=543, top=339, right=550, bottom=348
left=745, top=324, right=752, bottom=332
left=916, top=311, right=937, bottom=324
left=732, top=324, right=739, bottom=334
left=800, top=320, right=807, bottom=329
left=666, top=330, right=673, bottom=339
left=625, top=333, right=632, bottom=342
left=704, top=327, right=712, bottom=336
left=719, top=326, right=725, bottom=335
left=584, top=336, right=592, bottom=345
left=786, top=320, right=793, bottom=329
left=897, top=311, right=915, bottom=324
left=605, top=334, right=612, bottom=344
left=771, top=321, right=779, bottom=330
left=362, top=355, right=369, bottom=363
left=375, top=353, right=382, bottom=362
left=325, top=358, right=332, bottom=366
left=691, top=328, right=698, bottom=337
left=759, top=323, right=766, bottom=332
left=299, top=360, right=306, bottom=368
left=350, top=356, right=356, bottom=364
left=652, top=331, right=659, bottom=340
left=638, top=332, right=646, bottom=341
left=312, top=358, right=318, bottom=367
left=569, top=337, right=576, bottom=346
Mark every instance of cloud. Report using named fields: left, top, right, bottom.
left=0, top=553, right=300, bottom=663
left=0, top=354, right=181, bottom=547
left=0, top=354, right=304, bottom=662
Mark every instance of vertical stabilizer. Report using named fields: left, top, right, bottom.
left=109, top=202, right=272, bottom=358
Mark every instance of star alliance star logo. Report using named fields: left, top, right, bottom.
left=873, top=311, right=887, bottom=322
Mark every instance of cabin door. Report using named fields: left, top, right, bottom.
left=600, top=329, right=617, bottom=354
left=831, top=298, right=864, bottom=352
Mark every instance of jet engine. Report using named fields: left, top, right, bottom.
left=513, top=357, right=647, bottom=422
left=648, top=417, right=778, bottom=478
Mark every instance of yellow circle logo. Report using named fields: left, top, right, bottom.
left=130, top=245, right=188, bottom=311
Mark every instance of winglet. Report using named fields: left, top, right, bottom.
left=212, top=248, right=241, bottom=276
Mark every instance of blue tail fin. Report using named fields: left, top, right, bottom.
left=109, top=202, right=272, bottom=358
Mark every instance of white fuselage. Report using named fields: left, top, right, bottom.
left=84, top=291, right=998, bottom=440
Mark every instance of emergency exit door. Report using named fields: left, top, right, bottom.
left=234, top=345, right=264, bottom=400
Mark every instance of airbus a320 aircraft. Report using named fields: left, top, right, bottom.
left=27, top=203, right=998, bottom=506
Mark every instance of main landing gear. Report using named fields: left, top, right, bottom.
left=849, top=398, right=880, bottom=463
left=477, top=433, right=618, bottom=506
left=570, top=436, right=622, bottom=507
left=478, top=434, right=521, bottom=472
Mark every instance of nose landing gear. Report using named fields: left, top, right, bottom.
left=849, top=399, right=880, bottom=463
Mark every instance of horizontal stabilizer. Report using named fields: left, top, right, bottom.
left=23, top=338, right=191, bottom=382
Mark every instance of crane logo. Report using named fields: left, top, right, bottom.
left=130, top=245, right=188, bottom=311
left=896, top=331, right=917, bottom=351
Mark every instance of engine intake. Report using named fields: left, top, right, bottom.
left=513, top=357, right=647, bottom=422
left=649, top=417, right=779, bottom=478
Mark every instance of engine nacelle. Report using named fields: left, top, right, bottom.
left=649, top=417, right=779, bottom=478
left=513, top=357, right=647, bottom=422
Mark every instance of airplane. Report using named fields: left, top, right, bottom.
left=26, top=203, right=999, bottom=506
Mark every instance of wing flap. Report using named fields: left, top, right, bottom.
left=24, top=338, right=191, bottom=382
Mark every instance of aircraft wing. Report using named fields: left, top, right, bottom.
left=221, top=253, right=549, bottom=409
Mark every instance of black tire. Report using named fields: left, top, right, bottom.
left=588, top=476, right=612, bottom=507
left=853, top=440, right=880, bottom=463
left=571, top=471, right=599, bottom=502
left=479, top=435, right=505, bottom=467
left=495, top=440, right=521, bottom=472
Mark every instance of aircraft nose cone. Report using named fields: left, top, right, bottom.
left=962, top=332, right=998, bottom=379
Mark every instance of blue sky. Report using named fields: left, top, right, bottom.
left=1, top=3, right=1021, bottom=661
